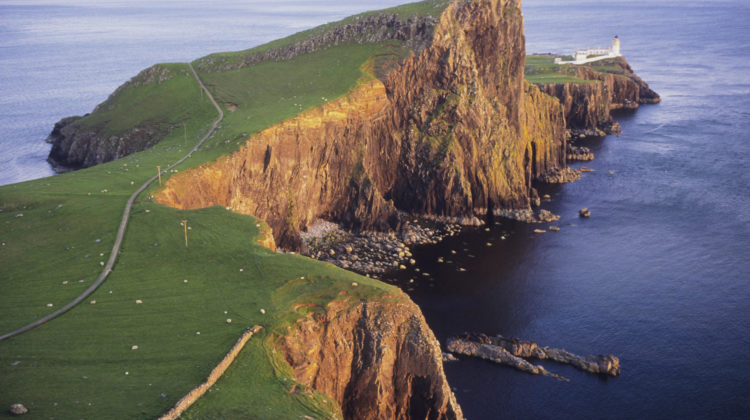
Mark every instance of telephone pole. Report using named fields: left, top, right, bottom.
left=182, top=220, right=188, bottom=248
left=157, top=165, right=162, bottom=185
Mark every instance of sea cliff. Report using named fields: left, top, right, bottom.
left=279, top=297, right=462, bottom=419
left=156, top=0, right=567, bottom=249
left=532, top=56, right=660, bottom=135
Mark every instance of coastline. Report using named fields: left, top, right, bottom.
left=0, top=1, right=667, bottom=418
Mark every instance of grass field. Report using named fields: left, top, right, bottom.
left=0, top=3, right=426, bottom=418
left=76, top=63, right=208, bottom=139
left=589, top=59, right=628, bottom=75
left=524, top=54, right=598, bottom=85
left=0, top=201, right=397, bottom=418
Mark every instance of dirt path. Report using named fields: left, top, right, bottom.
left=0, top=63, right=224, bottom=341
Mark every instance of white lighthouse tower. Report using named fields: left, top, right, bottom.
left=556, top=36, right=623, bottom=65
left=612, top=35, right=621, bottom=56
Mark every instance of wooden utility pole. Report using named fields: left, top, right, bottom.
left=182, top=220, right=188, bottom=248
left=183, top=123, right=187, bottom=147
left=157, top=165, right=162, bottom=185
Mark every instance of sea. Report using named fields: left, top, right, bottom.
left=1, top=1, right=749, bottom=419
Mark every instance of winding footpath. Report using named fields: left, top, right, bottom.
left=0, top=63, right=224, bottom=341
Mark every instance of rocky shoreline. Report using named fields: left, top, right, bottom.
left=298, top=200, right=569, bottom=276
left=289, top=56, right=660, bottom=278
left=567, top=144, right=594, bottom=162
left=537, top=167, right=581, bottom=184
left=568, top=121, right=622, bottom=140
left=300, top=218, right=465, bottom=275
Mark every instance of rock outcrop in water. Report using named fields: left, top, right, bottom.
left=278, top=297, right=463, bottom=419
left=535, top=57, right=660, bottom=136
left=446, top=333, right=621, bottom=379
left=157, top=0, right=568, bottom=249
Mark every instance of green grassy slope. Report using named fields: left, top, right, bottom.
left=76, top=63, right=205, bottom=138
left=0, top=202, right=397, bottom=419
left=0, top=85, right=217, bottom=334
left=0, top=2, right=439, bottom=419
left=524, top=54, right=597, bottom=84
left=194, top=42, right=399, bottom=161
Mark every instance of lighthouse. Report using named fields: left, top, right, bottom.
left=613, top=35, right=621, bottom=56
left=557, top=36, right=623, bottom=65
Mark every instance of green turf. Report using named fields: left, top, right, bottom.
left=0, top=2, right=428, bottom=418
left=194, top=42, right=401, bottom=157
left=76, top=63, right=204, bottom=137
left=524, top=54, right=598, bottom=85
left=0, top=95, right=217, bottom=334
left=377, top=0, right=451, bottom=18
left=0, top=202, right=398, bottom=419
left=589, top=59, right=628, bottom=74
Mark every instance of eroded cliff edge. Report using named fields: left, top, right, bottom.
left=532, top=56, right=660, bottom=135
left=278, top=296, right=462, bottom=419
left=156, top=0, right=567, bottom=249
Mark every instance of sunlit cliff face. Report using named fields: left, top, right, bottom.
left=157, top=0, right=568, bottom=249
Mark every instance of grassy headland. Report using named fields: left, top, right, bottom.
left=524, top=54, right=598, bottom=84
left=0, top=1, right=451, bottom=418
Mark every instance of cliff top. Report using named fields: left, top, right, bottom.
left=0, top=160, right=406, bottom=418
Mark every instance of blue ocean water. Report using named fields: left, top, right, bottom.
left=394, top=1, right=750, bottom=419
left=1, top=1, right=749, bottom=419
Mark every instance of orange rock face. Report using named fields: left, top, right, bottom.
left=277, top=297, right=463, bottom=420
left=157, top=0, right=567, bottom=249
left=536, top=57, right=661, bottom=131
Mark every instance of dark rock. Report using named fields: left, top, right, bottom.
left=567, top=144, right=594, bottom=162
left=538, top=167, right=581, bottom=184
left=448, top=333, right=620, bottom=378
left=442, top=352, right=459, bottom=362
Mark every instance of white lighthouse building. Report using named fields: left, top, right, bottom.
left=612, top=35, right=621, bottom=56
left=555, top=36, right=622, bottom=65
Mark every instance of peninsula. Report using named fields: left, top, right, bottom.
left=2, top=0, right=658, bottom=418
